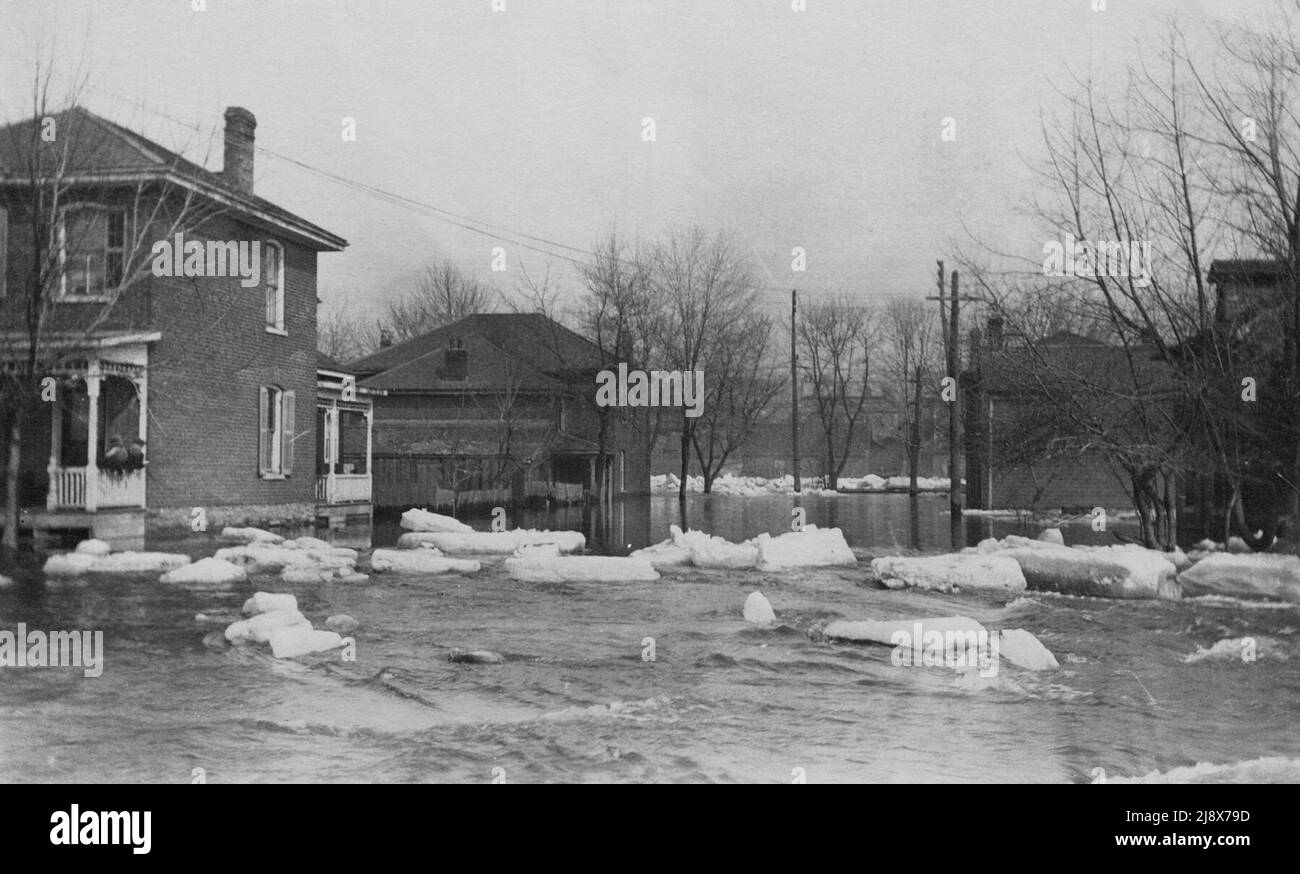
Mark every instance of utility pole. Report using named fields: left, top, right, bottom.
left=791, top=288, right=801, bottom=493
left=927, top=262, right=979, bottom=544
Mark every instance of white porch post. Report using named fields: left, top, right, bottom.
left=136, top=368, right=148, bottom=507
left=365, top=405, right=374, bottom=500
left=85, top=362, right=101, bottom=512
left=46, top=380, right=61, bottom=511
left=325, top=402, right=337, bottom=504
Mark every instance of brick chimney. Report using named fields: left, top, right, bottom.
left=222, top=107, right=257, bottom=194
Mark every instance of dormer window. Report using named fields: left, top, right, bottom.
left=265, top=240, right=285, bottom=333
left=60, top=205, right=125, bottom=299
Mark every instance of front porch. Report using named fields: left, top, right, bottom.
left=315, top=365, right=376, bottom=528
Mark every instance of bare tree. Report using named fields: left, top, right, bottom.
left=318, top=292, right=379, bottom=363
left=380, top=259, right=491, bottom=342
left=797, top=294, right=878, bottom=489
left=883, top=299, right=939, bottom=496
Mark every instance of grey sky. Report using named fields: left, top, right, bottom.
left=0, top=0, right=1272, bottom=319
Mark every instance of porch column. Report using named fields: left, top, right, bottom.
left=136, top=371, right=148, bottom=507
left=325, top=402, right=337, bottom=504
left=85, top=362, right=101, bottom=512
left=365, top=405, right=374, bottom=498
left=46, top=381, right=61, bottom=510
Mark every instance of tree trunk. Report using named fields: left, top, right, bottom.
left=678, top=421, right=690, bottom=501
left=909, top=365, right=922, bottom=497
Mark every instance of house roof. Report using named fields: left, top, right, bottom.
left=317, top=352, right=351, bottom=374
left=353, top=313, right=605, bottom=393
left=0, top=106, right=347, bottom=252
left=1207, top=259, right=1288, bottom=284
left=372, top=420, right=598, bottom=457
left=973, top=340, right=1178, bottom=398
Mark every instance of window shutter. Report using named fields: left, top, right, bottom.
left=258, top=386, right=269, bottom=475
left=281, top=390, right=295, bottom=476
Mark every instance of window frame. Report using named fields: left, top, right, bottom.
left=58, top=203, right=126, bottom=302
left=264, top=239, right=286, bottom=334
left=258, top=385, right=296, bottom=479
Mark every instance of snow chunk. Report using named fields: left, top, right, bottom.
left=88, top=552, right=192, bottom=574
left=225, top=609, right=311, bottom=645
left=690, top=536, right=759, bottom=569
left=1184, top=636, right=1282, bottom=663
left=980, top=538, right=1179, bottom=599
left=0, top=574, right=14, bottom=588
left=214, top=544, right=356, bottom=575
left=410, top=529, right=586, bottom=555
left=43, top=552, right=100, bottom=577
left=369, top=548, right=481, bottom=575
left=74, top=538, right=112, bottom=557
left=743, top=591, right=776, bottom=624
left=399, top=508, right=473, bottom=533
left=268, top=626, right=345, bottom=659
left=872, top=554, right=1026, bottom=594
left=242, top=592, right=298, bottom=616
left=755, top=526, right=856, bottom=570
left=997, top=629, right=1059, bottom=671
left=504, top=555, right=659, bottom=582
left=220, top=526, right=284, bottom=545
left=824, top=615, right=986, bottom=645
left=395, top=532, right=448, bottom=551
left=1178, top=554, right=1300, bottom=604
left=1037, top=528, right=1065, bottom=545
left=160, top=557, right=247, bottom=585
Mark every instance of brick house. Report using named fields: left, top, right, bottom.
left=349, top=313, right=650, bottom=509
left=0, top=106, right=347, bottom=547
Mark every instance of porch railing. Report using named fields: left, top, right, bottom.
left=48, top=468, right=146, bottom=510
left=316, top=473, right=372, bottom=505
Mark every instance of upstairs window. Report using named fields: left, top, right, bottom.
left=60, top=206, right=125, bottom=298
left=258, top=385, right=295, bottom=478
left=264, top=240, right=285, bottom=332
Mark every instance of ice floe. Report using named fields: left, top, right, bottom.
left=1177, top=553, right=1300, bottom=604
left=754, top=526, right=856, bottom=571
left=973, top=537, right=1180, bottom=599
left=400, top=529, right=586, bottom=555
left=267, top=626, right=345, bottom=659
left=399, top=508, right=473, bottom=533
left=997, top=629, right=1060, bottom=671
left=242, top=592, right=298, bottom=615
left=73, top=538, right=112, bottom=557
left=219, top=526, right=284, bottom=545
left=159, top=557, right=247, bottom=585
left=45, top=550, right=191, bottom=577
left=504, top=554, right=659, bottom=582
left=871, top=554, right=1026, bottom=594
left=225, top=609, right=311, bottom=645
left=368, top=548, right=481, bottom=575
left=743, top=591, right=776, bottom=624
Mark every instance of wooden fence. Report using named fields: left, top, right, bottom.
left=372, top=455, right=587, bottom=510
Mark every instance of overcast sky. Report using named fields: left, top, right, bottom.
left=0, top=0, right=1275, bottom=320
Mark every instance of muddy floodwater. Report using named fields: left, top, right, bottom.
left=1, top=494, right=1297, bottom=783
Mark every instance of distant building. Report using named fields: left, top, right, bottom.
left=349, top=313, right=650, bottom=508
left=0, top=106, right=346, bottom=547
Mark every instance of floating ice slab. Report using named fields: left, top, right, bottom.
left=997, top=629, right=1059, bottom=671
left=872, top=554, right=1026, bottom=594
left=690, top=537, right=759, bottom=569
left=242, top=592, right=298, bottom=616
left=326, top=614, right=359, bottom=634
left=0, top=574, right=14, bottom=588
left=268, top=627, right=345, bottom=659
left=43, top=552, right=100, bottom=577
left=160, top=557, right=247, bottom=585
left=215, top=544, right=357, bottom=575
left=412, top=529, right=586, bottom=555
left=1177, top=554, right=1300, bottom=604
left=88, top=552, right=192, bottom=575
left=400, top=508, right=474, bottom=533
left=225, top=609, right=311, bottom=645
left=369, top=548, right=481, bottom=575
left=755, top=526, right=856, bottom=571
left=504, top=555, right=659, bottom=582
left=73, top=538, right=112, bottom=557
left=395, top=533, right=447, bottom=551
left=977, top=537, right=1179, bottom=599
left=743, top=591, right=776, bottom=623
left=1037, top=528, right=1065, bottom=545
left=824, top=615, right=987, bottom=645
left=220, top=526, right=284, bottom=545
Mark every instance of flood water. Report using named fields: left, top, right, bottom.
left=1, top=494, right=1297, bottom=783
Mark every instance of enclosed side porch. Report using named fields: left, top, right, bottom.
left=315, top=364, right=377, bottom=528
